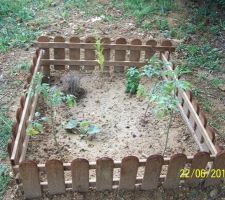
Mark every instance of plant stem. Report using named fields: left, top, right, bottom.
left=163, top=111, right=173, bottom=156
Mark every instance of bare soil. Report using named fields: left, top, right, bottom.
left=26, top=73, right=198, bottom=163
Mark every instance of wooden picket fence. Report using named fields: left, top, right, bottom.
left=7, top=36, right=224, bottom=199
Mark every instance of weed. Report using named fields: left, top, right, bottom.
left=125, top=67, right=141, bottom=95
left=95, top=38, right=105, bottom=74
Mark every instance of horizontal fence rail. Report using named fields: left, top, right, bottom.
left=8, top=36, right=224, bottom=199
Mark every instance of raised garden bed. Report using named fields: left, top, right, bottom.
left=7, top=36, right=225, bottom=199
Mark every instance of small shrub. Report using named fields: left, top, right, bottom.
left=125, top=67, right=141, bottom=95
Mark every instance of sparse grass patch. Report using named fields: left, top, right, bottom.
left=0, top=164, right=10, bottom=200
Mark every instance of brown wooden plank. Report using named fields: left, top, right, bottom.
left=38, top=36, right=50, bottom=81
left=205, top=151, right=225, bottom=186
left=36, top=42, right=176, bottom=51
left=71, top=158, right=89, bottom=192
left=16, top=107, right=22, bottom=123
left=145, top=40, right=157, bottom=59
left=206, top=126, right=215, bottom=143
left=69, top=37, right=80, bottom=70
left=41, top=59, right=146, bottom=67
left=46, top=159, right=66, bottom=195
left=163, top=154, right=187, bottom=189
left=84, top=37, right=96, bottom=71
left=114, top=38, right=127, bottom=72
left=185, top=152, right=210, bottom=187
left=101, top=37, right=111, bottom=71
left=130, top=39, right=142, bottom=62
left=142, top=155, right=163, bottom=190
left=96, top=157, right=114, bottom=191
left=54, top=36, right=65, bottom=70
left=19, top=160, right=42, bottom=199
left=119, top=156, right=139, bottom=190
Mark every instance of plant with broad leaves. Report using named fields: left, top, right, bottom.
left=125, top=67, right=141, bottom=95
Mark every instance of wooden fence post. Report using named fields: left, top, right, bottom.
left=142, top=155, right=163, bottom=190
left=19, top=161, right=42, bottom=199
left=145, top=40, right=157, bottom=59
left=119, top=156, right=139, bottom=190
left=96, top=157, right=114, bottom=191
left=163, top=154, right=187, bottom=189
left=69, top=37, right=80, bottom=70
left=46, top=159, right=66, bottom=195
left=84, top=37, right=96, bottom=71
left=54, top=36, right=65, bottom=70
left=71, top=158, right=89, bottom=192
left=114, top=38, right=127, bottom=73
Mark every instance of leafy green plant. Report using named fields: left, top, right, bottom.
left=95, top=38, right=105, bottom=74
left=125, top=67, right=141, bottom=95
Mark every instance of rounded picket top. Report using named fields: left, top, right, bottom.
left=146, top=39, right=157, bottom=46
left=116, top=37, right=127, bottom=44
left=131, top=38, right=142, bottom=45
left=54, top=35, right=65, bottom=42
left=101, top=37, right=111, bottom=44
left=20, top=96, right=25, bottom=108
left=16, top=107, right=22, bottom=123
left=206, top=126, right=216, bottom=143
left=161, top=39, right=173, bottom=46
left=199, top=111, right=207, bottom=127
left=7, top=138, right=13, bottom=157
left=85, top=36, right=96, bottom=43
left=69, top=36, right=80, bottom=43
left=186, top=90, right=193, bottom=102
left=38, top=35, right=50, bottom=42
left=12, top=122, right=19, bottom=138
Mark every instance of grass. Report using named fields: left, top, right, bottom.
left=0, top=165, right=10, bottom=200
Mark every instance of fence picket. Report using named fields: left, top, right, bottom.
left=101, top=37, right=111, bottom=71
left=46, top=159, right=65, bottom=195
left=119, top=156, right=139, bottom=190
left=69, top=37, right=80, bottom=70
left=19, top=161, right=42, bottom=199
left=115, top=38, right=127, bottom=72
left=205, top=151, right=225, bottom=186
left=186, top=152, right=210, bottom=187
left=163, top=154, right=187, bottom=189
left=84, top=37, right=96, bottom=71
left=71, top=158, right=89, bottom=192
left=54, top=36, right=65, bottom=70
left=130, top=39, right=142, bottom=63
left=145, top=40, right=157, bottom=59
left=96, top=157, right=114, bottom=191
left=142, top=155, right=163, bottom=190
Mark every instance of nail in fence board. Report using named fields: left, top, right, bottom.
left=142, top=155, right=164, bottom=190
left=69, top=37, right=80, bottom=70
left=19, top=161, right=42, bottom=199
left=130, top=39, right=142, bottom=63
left=163, top=154, right=187, bottom=189
left=185, top=152, right=210, bottom=187
left=205, top=151, right=225, bottom=186
left=46, top=159, right=66, bottom=195
left=54, top=36, right=65, bottom=70
left=115, top=38, right=127, bottom=73
left=96, top=157, right=114, bottom=191
left=145, top=40, right=157, bottom=59
left=119, top=156, right=139, bottom=190
left=38, top=36, right=50, bottom=80
left=84, top=37, right=96, bottom=71
left=101, top=37, right=111, bottom=71
left=71, top=158, right=89, bottom=192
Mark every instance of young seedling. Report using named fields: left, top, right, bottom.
left=28, top=72, right=76, bottom=156
left=95, top=38, right=105, bottom=75
left=125, top=67, right=141, bottom=95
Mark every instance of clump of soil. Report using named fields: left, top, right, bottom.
left=26, top=73, right=198, bottom=163
left=60, top=72, right=86, bottom=100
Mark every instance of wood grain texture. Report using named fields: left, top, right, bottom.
left=163, top=154, right=187, bottom=189
left=130, top=39, right=142, bottom=62
left=71, top=158, right=89, bottom=192
left=114, top=38, right=127, bottom=72
left=38, top=36, right=50, bottom=81
left=145, top=40, right=157, bottom=59
left=54, top=36, right=65, bottom=70
left=142, top=155, right=163, bottom=190
left=185, top=152, right=210, bottom=187
left=119, top=156, right=139, bottom=190
left=19, top=160, right=42, bottom=199
left=46, top=159, right=66, bottom=195
left=84, top=37, right=96, bottom=71
left=69, top=37, right=80, bottom=70
left=96, top=157, right=114, bottom=191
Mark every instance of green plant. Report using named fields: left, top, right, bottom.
left=0, top=164, right=10, bottom=199
left=95, top=38, right=105, bottom=74
left=125, top=67, right=141, bottom=95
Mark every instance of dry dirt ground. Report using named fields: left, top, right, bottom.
left=1, top=1, right=225, bottom=200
